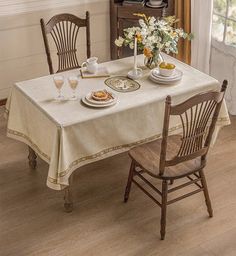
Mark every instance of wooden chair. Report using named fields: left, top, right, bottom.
left=124, top=81, right=228, bottom=240
left=28, top=13, right=91, bottom=169
left=40, top=12, right=91, bottom=74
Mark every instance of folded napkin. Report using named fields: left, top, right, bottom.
left=80, top=67, right=110, bottom=79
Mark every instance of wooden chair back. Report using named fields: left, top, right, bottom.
left=40, top=12, right=91, bottom=74
left=159, top=80, right=228, bottom=176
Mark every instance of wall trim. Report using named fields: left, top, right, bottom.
left=0, top=0, right=108, bottom=16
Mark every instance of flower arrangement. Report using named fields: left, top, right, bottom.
left=115, top=14, right=193, bottom=68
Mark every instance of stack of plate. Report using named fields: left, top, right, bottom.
left=149, top=68, right=183, bottom=85
left=82, top=91, right=117, bottom=108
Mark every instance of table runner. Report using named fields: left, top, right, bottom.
left=6, top=54, right=230, bottom=190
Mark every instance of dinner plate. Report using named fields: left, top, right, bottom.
left=85, top=91, right=117, bottom=105
left=149, top=72, right=182, bottom=85
left=82, top=96, right=117, bottom=108
left=152, top=69, right=183, bottom=81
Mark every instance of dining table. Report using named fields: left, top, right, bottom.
left=5, top=54, right=231, bottom=212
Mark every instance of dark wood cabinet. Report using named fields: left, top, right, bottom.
left=110, top=0, right=174, bottom=60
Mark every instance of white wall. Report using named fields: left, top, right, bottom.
left=0, top=0, right=110, bottom=100
left=210, top=40, right=236, bottom=115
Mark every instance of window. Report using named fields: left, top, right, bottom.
left=212, top=0, right=236, bottom=46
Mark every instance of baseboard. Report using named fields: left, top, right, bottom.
left=0, top=98, right=7, bottom=106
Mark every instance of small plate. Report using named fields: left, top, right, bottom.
left=85, top=91, right=117, bottom=105
left=82, top=96, right=117, bottom=108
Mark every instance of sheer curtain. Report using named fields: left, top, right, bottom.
left=191, top=0, right=213, bottom=74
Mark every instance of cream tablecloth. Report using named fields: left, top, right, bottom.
left=5, top=54, right=230, bottom=190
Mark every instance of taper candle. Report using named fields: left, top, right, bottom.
left=134, top=35, right=137, bottom=72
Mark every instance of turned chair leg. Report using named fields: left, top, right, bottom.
left=28, top=146, right=37, bottom=169
left=160, top=180, right=168, bottom=240
left=64, top=174, right=74, bottom=213
left=124, top=160, right=135, bottom=203
left=199, top=170, right=213, bottom=217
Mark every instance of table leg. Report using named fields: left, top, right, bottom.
left=64, top=187, right=73, bottom=212
left=28, top=146, right=37, bottom=169
left=64, top=174, right=74, bottom=213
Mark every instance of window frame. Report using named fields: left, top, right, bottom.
left=212, top=0, right=236, bottom=47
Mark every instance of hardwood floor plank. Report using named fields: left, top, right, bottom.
left=0, top=107, right=236, bottom=256
left=201, top=227, right=236, bottom=256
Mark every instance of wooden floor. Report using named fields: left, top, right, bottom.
left=1, top=106, right=236, bottom=256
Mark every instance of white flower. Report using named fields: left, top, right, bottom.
left=124, top=27, right=140, bottom=40
left=129, top=42, right=134, bottom=49
left=176, top=28, right=184, bottom=37
left=139, top=19, right=147, bottom=28
left=149, top=25, right=155, bottom=32
left=149, top=17, right=156, bottom=26
left=165, top=41, right=171, bottom=47
left=141, top=29, right=148, bottom=38
left=165, top=47, right=170, bottom=54
left=128, top=32, right=134, bottom=40
left=115, top=36, right=124, bottom=47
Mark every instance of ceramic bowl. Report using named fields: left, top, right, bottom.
left=159, top=64, right=176, bottom=77
left=149, top=0, right=163, bottom=6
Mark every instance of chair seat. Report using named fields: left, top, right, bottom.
left=129, top=135, right=203, bottom=179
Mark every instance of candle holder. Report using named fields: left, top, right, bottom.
left=127, top=68, right=143, bottom=80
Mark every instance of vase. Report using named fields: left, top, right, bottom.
left=144, top=51, right=164, bottom=69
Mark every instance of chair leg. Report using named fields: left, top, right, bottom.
left=124, top=160, right=135, bottom=203
left=199, top=170, right=213, bottom=217
left=160, top=180, right=168, bottom=240
left=28, top=146, right=37, bottom=169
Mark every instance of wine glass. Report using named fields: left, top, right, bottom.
left=53, top=75, right=64, bottom=100
left=68, top=76, right=79, bottom=100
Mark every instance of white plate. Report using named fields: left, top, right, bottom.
left=150, top=71, right=182, bottom=81
left=149, top=73, right=182, bottom=85
left=85, top=91, right=117, bottom=105
left=152, top=69, right=183, bottom=81
left=82, top=96, right=117, bottom=108
left=152, top=69, right=182, bottom=80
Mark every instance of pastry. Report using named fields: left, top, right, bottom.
left=91, top=90, right=109, bottom=101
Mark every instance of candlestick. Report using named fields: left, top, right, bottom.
left=127, top=34, right=142, bottom=80
left=134, top=36, right=137, bottom=73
